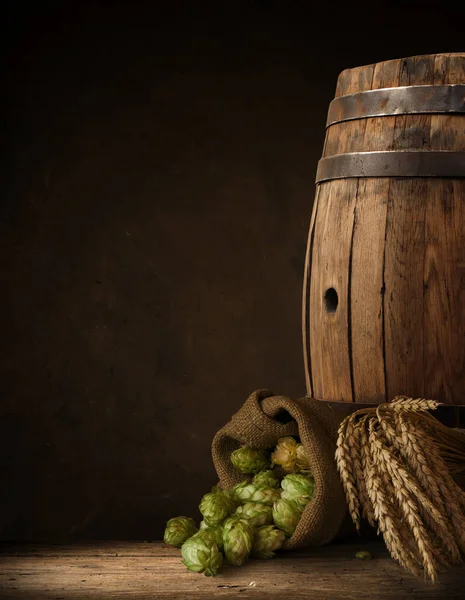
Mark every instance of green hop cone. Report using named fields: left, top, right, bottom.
left=222, top=516, right=254, bottom=566
left=251, top=525, right=286, bottom=559
left=233, top=481, right=281, bottom=506
left=181, top=531, right=223, bottom=576
left=210, top=485, right=236, bottom=497
left=271, top=436, right=298, bottom=473
left=199, top=490, right=236, bottom=526
left=295, top=444, right=311, bottom=471
left=272, top=498, right=301, bottom=538
left=201, top=524, right=224, bottom=551
left=253, top=469, right=280, bottom=489
left=230, top=445, right=270, bottom=474
left=281, top=473, right=315, bottom=511
left=163, top=516, right=198, bottom=548
left=232, top=480, right=252, bottom=503
left=235, top=502, right=273, bottom=527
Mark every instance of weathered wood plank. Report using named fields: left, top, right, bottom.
left=309, top=179, right=357, bottom=402
left=350, top=179, right=389, bottom=403
left=383, top=178, right=427, bottom=399
left=423, top=180, right=465, bottom=402
left=0, top=541, right=464, bottom=599
left=422, top=54, right=465, bottom=404
left=348, top=59, right=401, bottom=403
left=381, top=55, right=433, bottom=400
left=430, top=53, right=464, bottom=154
left=324, top=57, right=403, bottom=158
left=308, top=57, right=375, bottom=398
left=302, top=186, right=321, bottom=397
left=360, top=58, right=401, bottom=154
left=323, top=64, right=374, bottom=157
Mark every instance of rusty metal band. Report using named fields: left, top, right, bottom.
left=316, top=151, right=465, bottom=183
left=326, top=84, right=465, bottom=126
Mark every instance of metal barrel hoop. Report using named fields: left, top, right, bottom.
left=316, top=151, right=465, bottom=183
left=326, top=84, right=465, bottom=127
left=318, top=85, right=465, bottom=183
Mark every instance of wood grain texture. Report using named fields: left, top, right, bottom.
left=302, top=187, right=321, bottom=397
left=383, top=179, right=427, bottom=398
left=1, top=541, right=464, bottom=600
left=303, top=53, right=465, bottom=404
left=348, top=60, right=401, bottom=402
left=423, top=180, right=465, bottom=402
left=423, top=55, right=465, bottom=403
left=309, top=179, right=357, bottom=402
left=382, top=56, right=432, bottom=399
left=350, top=179, right=388, bottom=402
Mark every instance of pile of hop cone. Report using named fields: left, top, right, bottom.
left=163, top=436, right=315, bottom=576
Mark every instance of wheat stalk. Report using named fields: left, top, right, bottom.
left=335, top=416, right=360, bottom=527
left=374, top=423, right=461, bottom=566
left=390, top=397, right=441, bottom=412
left=363, top=419, right=421, bottom=575
left=356, top=415, right=376, bottom=527
left=393, top=410, right=446, bottom=512
left=404, top=419, right=465, bottom=553
left=368, top=420, right=438, bottom=581
left=377, top=407, right=460, bottom=565
left=335, top=397, right=465, bottom=583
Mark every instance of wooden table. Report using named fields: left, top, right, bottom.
left=0, top=540, right=464, bottom=599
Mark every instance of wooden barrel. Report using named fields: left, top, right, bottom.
left=302, top=53, right=465, bottom=407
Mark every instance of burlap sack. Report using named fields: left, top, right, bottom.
left=211, top=389, right=348, bottom=549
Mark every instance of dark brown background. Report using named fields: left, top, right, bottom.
left=3, top=1, right=465, bottom=541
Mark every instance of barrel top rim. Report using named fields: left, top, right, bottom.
left=337, top=52, right=465, bottom=80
